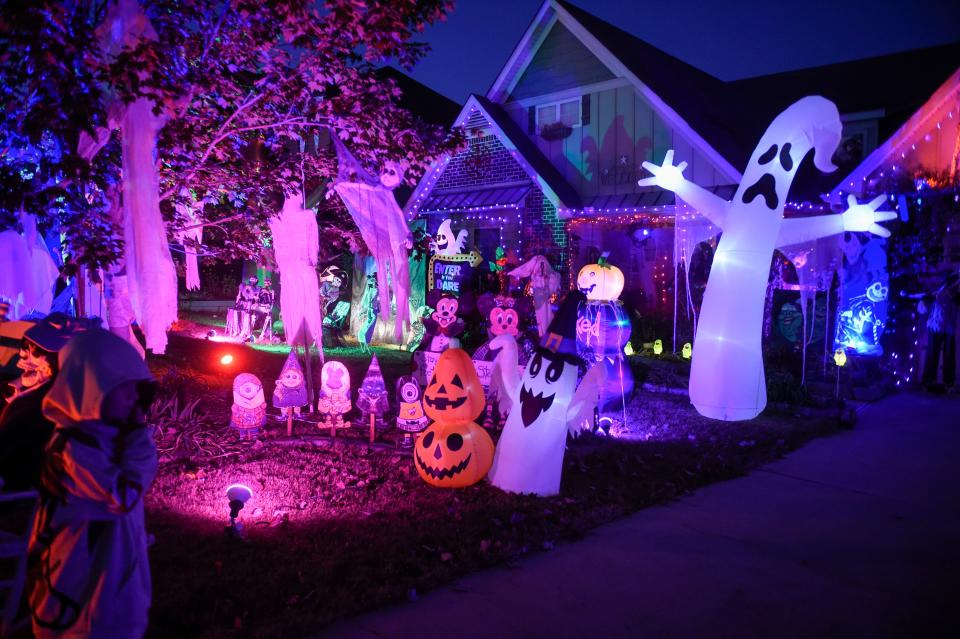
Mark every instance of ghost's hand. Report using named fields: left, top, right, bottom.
left=638, top=150, right=687, bottom=192
left=841, top=195, right=897, bottom=238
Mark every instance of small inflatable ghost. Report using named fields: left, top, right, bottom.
left=317, top=360, right=351, bottom=432
left=487, top=291, right=604, bottom=496
left=396, top=375, right=428, bottom=447
left=357, top=353, right=389, bottom=428
left=231, top=373, right=266, bottom=440
left=639, top=96, right=896, bottom=421
left=432, top=219, right=468, bottom=256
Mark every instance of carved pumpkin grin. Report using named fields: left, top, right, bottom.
left=520, top=384, right=555, bottom=427
left=424, top=393, right=467, bottom=411
left=414, top=449, right=473, bottom=481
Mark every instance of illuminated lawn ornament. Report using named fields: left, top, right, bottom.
left=682, top=342, right=692, bottom=359
left=640, top=96, right=896, bottom=421
left=273, top=350, right=309, bottom=435
left=833, top=348, right=847, bottom=367
left=317, top=360, right=351, bottom=434
left=230, top=373, right=266, bottom=439
left=357, top=354, right=388, bottom=429
left=653, top=339, right=663, bottom=356
left=576, top=254, right=624, bottom=301
left=396, top=375, right=428, bottom=447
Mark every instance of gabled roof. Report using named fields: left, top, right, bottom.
left=406, top=94, right=582, bottom=216
left=488, top=0, right=743, bottom=184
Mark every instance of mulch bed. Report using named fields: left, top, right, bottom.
left=142, top=330, right=847, bottom=638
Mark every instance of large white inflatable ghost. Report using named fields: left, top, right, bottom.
left=639, top=96, right=896, bottom=421
left=487, top=291, right=603, bottom=496
left=432, top=219, right=467, bottom=256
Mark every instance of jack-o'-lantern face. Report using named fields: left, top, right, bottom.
left=423, top=348, right=484, bottom=423
left=577, top=262, right=625, bottom=301
left=431, top=296, right=459, bottom=328
left=414, top=420, right=495, bottom=488
left=489, top=307, right=519, bottom=337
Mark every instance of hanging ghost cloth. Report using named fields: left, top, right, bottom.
left=269, top=193, right=324, bottom=353
left=508, top=256, right=561, bottom=337
left=332, top=136, right=411, bottom=342
left=175, top=188, right=202, bottom=291
left=0, top=214, right=58, bottom=320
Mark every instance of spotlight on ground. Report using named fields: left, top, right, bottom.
left=206, top=329, right=217, bottom=340
left=225, top=484, right=253, bottom=538
left=220, top=353, right=235, bottom=366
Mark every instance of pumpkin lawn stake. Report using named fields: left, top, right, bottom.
left=417, top=348, right=495, bottom=488
left=317, top=361, right=351, bottom=436
left=357, top=354, right=389, bottom=433
left=487, top=291, right=605, bottom=496
left=273, top=351, right=309, bottom=436
left=396, top=375, right=429, bottom=448
left=639, top=96, right=896, bottom=421
left=231, top=373, right=266, bottom=440
left=682, top=342, right=693, bottom=359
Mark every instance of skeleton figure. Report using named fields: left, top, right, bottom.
left=432, top=219, right=468, bottom=256
left=317, top=360, right=352, bottom=431
left=487, top=291, right=603, bottom=496
left=231, top=373, right=266, bottom=440
left=639, top=96, right=896, bottom=421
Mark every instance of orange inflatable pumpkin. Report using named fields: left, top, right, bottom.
left=577, top=258, right=625, bottom=301
left=414, top=420, right=495, bottom=488
left=423, top=348, right=485, bottom=423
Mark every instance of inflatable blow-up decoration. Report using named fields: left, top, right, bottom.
left=416, top=348, right=495, bottom=488
left=487, top=291, right=604, bottom=496
left=639, top=96, right=895, bottom=421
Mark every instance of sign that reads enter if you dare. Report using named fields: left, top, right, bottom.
left=428, top=251, right=483, bottom=296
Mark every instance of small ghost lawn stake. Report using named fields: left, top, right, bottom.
left=273, top=351, right=309, bottom=436
left=231, top=373, right=266, bottom=440
left=639, top=96, right=896, bottom=421
left=317, top=361, right=351, bottom=435
left=357, top=354, right=389, bottom=433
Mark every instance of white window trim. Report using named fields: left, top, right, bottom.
left=535, top=97, right=582, bottom=133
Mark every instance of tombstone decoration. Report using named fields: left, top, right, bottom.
left=231, top=373, right=267, bottom=440
left=639, top=96, right=896, bottom=421
left=395, top=375, right=429, bottom=448
left=317, top=360, right=351, bottom=434
left=422, top=293, right=465, bottom=352
left=356, top=353, right=389, bottom=429
left=273, top=351, right=309, bottom=436
left=486, top=291, right=604, bottom=496
left=416, top=348, right=495, bottom=488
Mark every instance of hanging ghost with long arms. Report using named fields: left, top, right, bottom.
left=638, top=96, right=896, bottom=421
left=487, top=291, right=603, bottom=496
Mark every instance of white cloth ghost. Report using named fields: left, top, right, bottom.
left=639, top=96, right=896, bottom=421
left=432, top=219, right=468, bottom=256
left=175, top=188, right=203, bottom=291
left=269, top=192, right=324, bottom=355
left=0, top=214, right=58, bottom=320
left=332, top=136, right=411, bottom=342
left=509, top=256, right=561, bottom=337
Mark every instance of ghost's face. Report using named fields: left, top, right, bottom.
left=280, top=368, right=303, bottom=389
left=431, top=296, right=459, bottom=328
left=379, top=161, right=404, bottom=189
left=489, top=307, right=519, bottom=337
left=233, top=374, right=265, bottom=409
left=518, top=348, right=578, bottom=428
left=321, top=362, right=350, bottom=397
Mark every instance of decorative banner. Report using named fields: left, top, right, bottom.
left=428, top=251, right=483, bottom=295
left=415, top=349, right=522, bottom=390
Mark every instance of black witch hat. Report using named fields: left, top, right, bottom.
left=539, top=290, right=584, bottom=363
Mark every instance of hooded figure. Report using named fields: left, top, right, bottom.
left=639, top=96, right=896, bottom=420
left=487, top=291, right=603, bottom=496
left=29, top=329, right=157, bottom=639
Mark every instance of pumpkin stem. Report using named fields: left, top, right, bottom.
left=598, top=251, right=611, bottom=268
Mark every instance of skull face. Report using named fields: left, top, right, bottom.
left=518, top=348, right=577, bottom=428
left=489, top=307, right=519, bottom=337
left=16, top=343, right=54, bottom=389
left=413, top=419, right=494, bottom=488
left=866, top=281, right=889, bottom=302
left=379, top=161, right=404, bottom=189
left=431, top=296, right=459, bottom=328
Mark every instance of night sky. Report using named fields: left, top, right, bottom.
left=406, top=0, right=960, bottom=104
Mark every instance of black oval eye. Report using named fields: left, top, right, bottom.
left=446, top=433, right=463, bottom=451
left=545, top=359, right=564, bottom=383
left=451, top=374, right=464, bottom=389
left=779, top=143, right=793, bottom=171
left=422, top=431, right=434, bottom=448
left=758, top=144, right=777, bottom=164
left=530, top=352, right=543, bottom=377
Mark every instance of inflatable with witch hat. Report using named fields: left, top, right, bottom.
left=487, top=290, right=604, bottom=496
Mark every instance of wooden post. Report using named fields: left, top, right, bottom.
left=301, top=333, right=314, bottom=413
left=369, top=413, right=375, bottom=445
left=286, top=409, right=293, bottom=437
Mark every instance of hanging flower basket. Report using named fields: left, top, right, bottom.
left=540, top=122, right=573, bottom=141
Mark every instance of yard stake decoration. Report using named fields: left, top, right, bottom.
left=639, top=96, right=896, bottom=421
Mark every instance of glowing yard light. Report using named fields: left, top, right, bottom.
left=220, top=353, right=235, bottom=365
left=833, top=348, right=847, bottom=367
left=226, top=484, right=253, bottom=537
left=682, top=343, right=692, bottom=359
left=652, top=339, right=663, bottom=356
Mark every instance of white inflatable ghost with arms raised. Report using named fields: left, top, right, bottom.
left=433, top=219, right=468, bottom=256
left=639, top=96, right=895, bottom=421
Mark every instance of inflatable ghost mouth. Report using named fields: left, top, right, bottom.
left=425, top=395, right=467, bottom=411
left=415, top=450, right=472, bottom=480
left=520, top=384, right=555, bottom=427
left=742, top=173, right=779, bottom=210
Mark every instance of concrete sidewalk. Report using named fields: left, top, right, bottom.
left=315, top=393, right=960, bottom=639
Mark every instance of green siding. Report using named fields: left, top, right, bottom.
left=509, top=22, right=614, bottom=101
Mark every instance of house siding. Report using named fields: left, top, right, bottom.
left=508, top=22, right=614, bottom=101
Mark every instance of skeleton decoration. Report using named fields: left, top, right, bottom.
left=508, top=256, right=561, bottom=337
left=356, top=354, right=389, bottom=428
left=231, top=373, right=266, bottom=440
left=332, top=136, right=411, bottom=342
left=395, top=375, right=429, bottom=447
left=422, top=294, right=465, bottom=352
left=317, top=360, right=352, bottom=432
left=432, top=219, right=468, bottom=256
left=487, top=291, right=603, bottom=496
left=639, top=96, right=896, bottom=421
left=404, top=303, right=432, bottom=353
left=273, top=351, right=309, bottom=416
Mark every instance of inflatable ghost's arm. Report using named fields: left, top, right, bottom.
left=639, top=150, right=729, bottom=228
left=566, top=362, right=605, bottom=437
left=490, top=334, right=521, bottom=403
left=777, top=195, right=895, bottom=247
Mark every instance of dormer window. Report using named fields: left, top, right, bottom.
left=536, top=98, right=582, bottom=133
